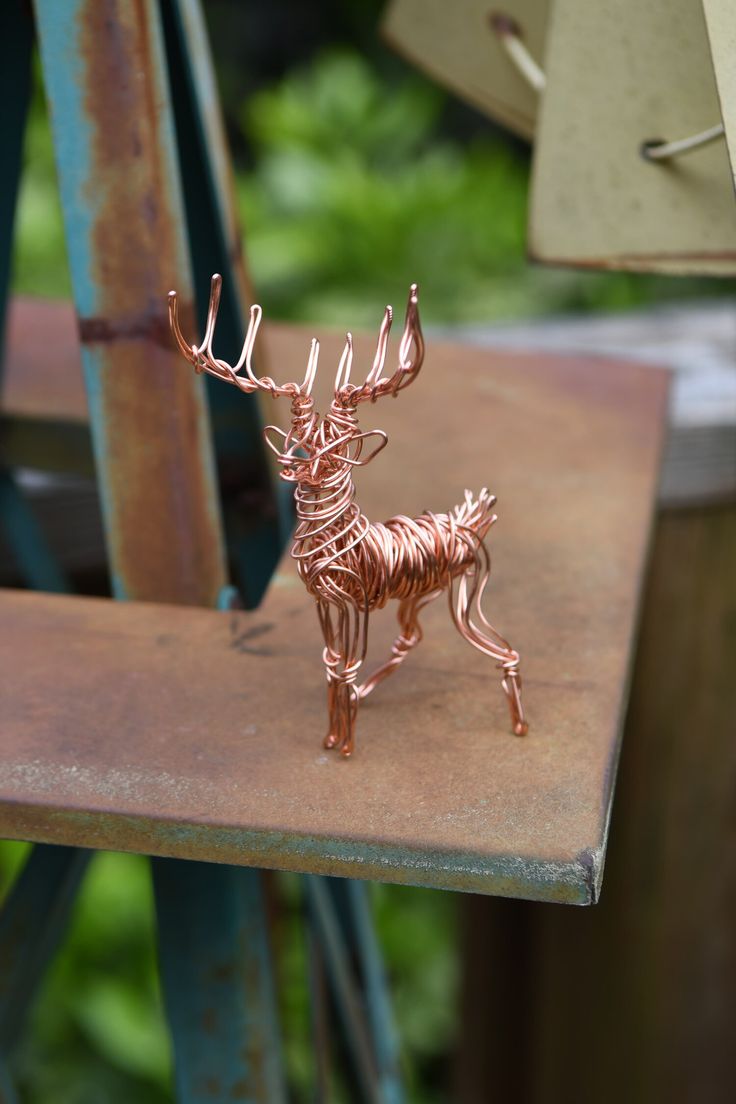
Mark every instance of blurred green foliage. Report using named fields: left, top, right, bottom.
left=5, top=25, right=729, bottom=1104
left=235, top=49, right=703, bottom=324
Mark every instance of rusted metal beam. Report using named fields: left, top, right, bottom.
left=0, top=327, right=669, bottom=903
left=33, top=0, right=226, bottom=605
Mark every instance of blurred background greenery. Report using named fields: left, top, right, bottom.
left=3, top=1, right=729, bottom=1101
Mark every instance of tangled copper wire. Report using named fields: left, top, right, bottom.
left=169, top=275, right=528, bottom=757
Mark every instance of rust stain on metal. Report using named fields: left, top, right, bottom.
left=76, top=0, right=225, bottom=604
left=78, top=308, right=186, bottom=350
left=488, top=12, right=522, bottom=38
left=241, top=920, right=272, bottom=1102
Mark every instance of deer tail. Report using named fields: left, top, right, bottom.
left=452, top=488, right=498, bottom=540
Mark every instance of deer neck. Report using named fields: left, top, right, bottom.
left=291, top=407, right=369, bottom=553
left=292, top=461, right=362, bottom=542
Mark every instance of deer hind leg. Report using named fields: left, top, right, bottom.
left=358, top=592, right=439, bottom=701
left=450, top=546, right=528, bottom=737
left=317, top=599, right=367, bottom=757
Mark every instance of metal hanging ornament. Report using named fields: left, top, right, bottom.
left=169, top=275, right=528, bottom=756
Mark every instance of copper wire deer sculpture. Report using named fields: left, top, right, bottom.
left=169, top=275, right=528, bottom=757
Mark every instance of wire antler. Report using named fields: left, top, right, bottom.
left=335, top=284, right=425, bottom=405
left=168, top=273, right=318, bottom=398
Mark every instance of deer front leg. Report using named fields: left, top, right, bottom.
left=317, top=600, right=341, bottom=749
left=317, top=600, right=366, bottom=757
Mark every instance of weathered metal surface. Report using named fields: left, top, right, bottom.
left=0, top=328, right=668, bottom=903
left=152, top=859, right=285, bottom=1103
left=0, top=845, right=90, bottom=1052
left=33, top=0, right=226, bottom=604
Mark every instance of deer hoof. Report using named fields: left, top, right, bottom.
left=324, top=733, right=339, bottom=749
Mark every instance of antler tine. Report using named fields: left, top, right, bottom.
left=168, top=275, right=242, bottom=385
left=303, top=338, right=320, bottom=396
left=335, top=333, right=354, bottom=393
left=352, top=284, right=424, bottom=403
left=201, top=273, right=223, bottom=359
left=394, top=282, right=424, bottom=393
left=168, top=288, right=198, bottom=366
left=362, top=306, right=393, bottom=393
left=233, top=304, right=263, bottom=380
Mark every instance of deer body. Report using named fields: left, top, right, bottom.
left=169, top=276, right=527, bottom=756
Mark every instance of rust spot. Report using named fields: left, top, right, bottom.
left=201, top=1006, right=218, bottom=1035
left=78, top=309, right=180, bottom=350
left=210, top=961, right=237, bottom=983
left=488, top=11, right=521, bottom=38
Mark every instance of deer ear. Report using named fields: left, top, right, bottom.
left=362, top=430, right=388, bottom=462
left=342, top=429, right=388, bottom=465
left=263, top=424, right=288, bottom=458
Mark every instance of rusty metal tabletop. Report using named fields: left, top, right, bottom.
left=0, top=320, right=668, bottom=904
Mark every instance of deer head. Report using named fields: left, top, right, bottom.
left=168, top=275, right=425, bottom=488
